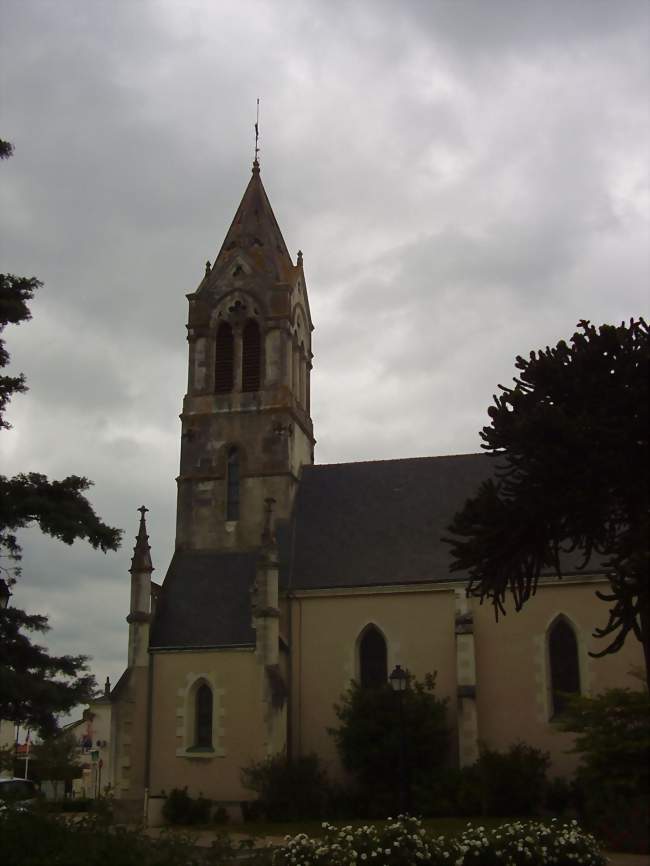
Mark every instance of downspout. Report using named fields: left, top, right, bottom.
left=285, top=489, right=299, bottom=762
left=286, top=590, right=293, bottom=761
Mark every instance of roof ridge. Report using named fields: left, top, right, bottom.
left=309, top=452, right=486, bottom=469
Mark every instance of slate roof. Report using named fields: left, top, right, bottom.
left=280, top=453, right=494, bottom=590
left=149, top=551, right=257, bottom=649
left=150, top=452, right=603, bottom=649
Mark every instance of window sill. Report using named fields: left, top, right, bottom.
left=176, top=746, right=225, bottom=759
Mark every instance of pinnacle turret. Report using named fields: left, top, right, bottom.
left=129, top=506, right=153, bottom=574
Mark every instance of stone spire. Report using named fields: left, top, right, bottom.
left=205, top=162, right=296, bottom=285
left=129, top=506, right=153, bottom=574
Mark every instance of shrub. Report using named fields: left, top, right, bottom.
left=213, top=804, right=229, bottom=824
left=477, top=741, right=550, bottom=816
left=161, top=786, right=211, bottom=825
left=0, top=808, right=240, bottom=866
left=410, top=744, right=549, bottom=818
left=455, top=765, right=484, bottom=817
left=583, top=787, right=649, bottom=855
left=272, top=815, right=606, bottom=866
left=410, top=767, right=472, bottom=817
left=561, top=688, right=649, bottom=795
left=560, top=688, right=650, bottom=853
left=241, top=753, right=329, bottom=821
left=329, top=673, right=448, bottom=814
left=545, top=777, right=573, bottom=815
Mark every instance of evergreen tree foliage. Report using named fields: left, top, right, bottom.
left=446, top=319, right=649, bottom=677
left=0, top=607, right=95, bottom=736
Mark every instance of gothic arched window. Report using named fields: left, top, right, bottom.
left=242, top=319, right=261, bottom=392
left=359, top=625, right=388, bottom=689
left=549, top=617, right=581, bottom=718
left=195, top=683, right=213, bottom=748
left=226, top=447, right=240, bottom=521
left=215, top=322, right=234, bottom=393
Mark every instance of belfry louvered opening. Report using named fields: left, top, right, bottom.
left=214, top=322, right=234, bottom=393
left=242, top=319, right=261, bottom=392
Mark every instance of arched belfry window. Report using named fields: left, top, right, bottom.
left=548, top=617, right=581, bottom=718
left=359, top=625, right=388, bottom=689
left=242, top=319, right=261, bottom=392
left=298, top=341, right=306, bottom=407
left=215, top=322, right=234, bottom=393
left=226, top=447, right=240, bottom=521
left=195, top=683, right=213, bottom=748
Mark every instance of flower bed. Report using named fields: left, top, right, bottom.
left=272, top=815, right=606, bottom=866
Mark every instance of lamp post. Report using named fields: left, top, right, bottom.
left=389, top=664, right=409, bottom=815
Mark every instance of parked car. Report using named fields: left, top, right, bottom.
left=0, top=778, right=40, bottom=811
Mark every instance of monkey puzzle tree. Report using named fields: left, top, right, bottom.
left=446, top=319, right=649, bottom=679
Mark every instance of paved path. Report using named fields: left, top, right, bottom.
left=605, top=855, right=650, bottom=866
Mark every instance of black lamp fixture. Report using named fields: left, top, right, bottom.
left=0, top=578, right=12, bottom=610
left=388, top=664, right=408, bottom=693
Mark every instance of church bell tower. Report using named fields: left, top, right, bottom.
left=176, top=159, right=314, bottom=551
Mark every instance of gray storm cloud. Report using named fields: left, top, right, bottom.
left=1, top=0, right=647, bottom=710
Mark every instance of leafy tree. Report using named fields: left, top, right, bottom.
left=446, top=319, right=649, bottom=678
left=0, top=607, right=95, bottom=736
left=31, top=731, right=82, bottom=797
left=560, top=688, right=649, bottom=799
left=329, top=674, right=448, bottom=814
left=0, top=139, right=122, bottom=734
left=560, top=688, right=650, bottom=852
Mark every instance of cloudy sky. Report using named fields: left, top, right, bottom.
left=1, top=0, right=648, bottom=717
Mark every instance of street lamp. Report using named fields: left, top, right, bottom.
left=388, top=664, right=408, bottom=693
left=0, top=578, right=12, bottom=610
left=388, top=664, right=409, bottom=814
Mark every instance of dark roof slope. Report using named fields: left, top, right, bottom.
left=150, top=551, right=257, bottom=649
left=206, top=162, right=295, bottom=285
left=281, top=453, right=493, bottom=590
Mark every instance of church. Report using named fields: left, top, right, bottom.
left=102, top=157, right=641, bottom=824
